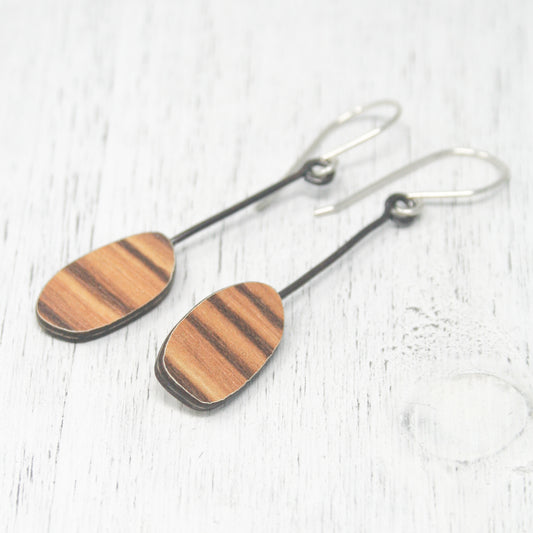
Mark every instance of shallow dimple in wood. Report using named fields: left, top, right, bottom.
left=403, top=372, right=530, bottom=463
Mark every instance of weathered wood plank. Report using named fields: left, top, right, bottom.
left=0, top=0, right=532, bottom=532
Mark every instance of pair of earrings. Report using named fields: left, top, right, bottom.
left=36, top=100, right=510, bottom=410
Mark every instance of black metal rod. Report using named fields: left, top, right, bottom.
left=170, top=172, right=301, bottom=245
left=278, top=194, right=411, bottom=299
left=169, top=159, right=334, bottom=246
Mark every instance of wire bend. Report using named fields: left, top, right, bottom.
left=296, top=99, right=402, bottom=171
left=170, top=101, right=401, bottom=245
left=256, top=99, right=402, bottom=209
left=314, top=147, right=510, bottom=217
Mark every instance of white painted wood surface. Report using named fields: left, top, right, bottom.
left=1, top=0, right=532, bottom=531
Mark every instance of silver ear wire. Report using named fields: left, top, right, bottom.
left=256, top=99, right=402, bottom=210
left=314, top=147, right=510, bottom=218
left=304, top=99, right=402, bottom=164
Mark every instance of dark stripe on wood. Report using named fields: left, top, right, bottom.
left=209, top=294, right=273, bottom=355
left=117, top=239, right=169, bottom=283
left=235, top=284, right=283, bottom=330
left=185, top=314, right=254, bottom=378
left=162, top=354, right=211, bottom=403
left=157, top=282, right=284, bottom=409
left=37, top=300, right=72, bottom=330
left=37, top=232, right=175, bottom=341
left=65, top=263, right=133, bottom=315
left=153, top=232, right=173, bottom=246
left=155, top=351, right=211, bottom=410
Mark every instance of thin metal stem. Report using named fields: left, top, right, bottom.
left=170, top=99, right=403, bottom=244
left=170, top=159, right=333, bottom=246
left=279, top=194, right=413, bottom=299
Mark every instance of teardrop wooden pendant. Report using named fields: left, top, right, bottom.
left=156, top=282, right=284, bottom=410
left=36, top=232, right=175, bottom=341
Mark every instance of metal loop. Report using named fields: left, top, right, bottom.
left=256, top=99, right=402, bottom=207
left=314, top=147, right=510, bottom=217
left=298, top=158, right=337, bottom=185
left=384, top=193, right=422, bottom=224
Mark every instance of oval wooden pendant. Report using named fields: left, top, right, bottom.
left=156, top=282, right=284, bottom=410
left=36, top=232, right=175, bottom=341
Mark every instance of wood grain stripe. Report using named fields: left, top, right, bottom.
left=208, top=294, right=274, bottom=355
left=185, top=314, right=253, bottom=378
left=65, top=263, right=133, bottom=315
left=162, top=356, right=211, bottom=403
left=117, top=239, right=170, bottom=283
left=234, top=283, right=283, bottom=330
left=36, top=300, right=73, bottom=330
left=159, top=282, right=285, bottom=409
left=169, top=318, right=248, bottom=398
left=37, top=232, right=175, bottom=340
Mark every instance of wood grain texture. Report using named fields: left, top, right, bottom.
left=1, top=0, right=532, bottom=532
left=36, top=232, right=175, bottom=341
left=156, top=282, right=284, bottom=409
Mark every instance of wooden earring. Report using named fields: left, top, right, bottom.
left=36, top=100, right=401, bottom=341
left=155, top=148, right=510, bottom=410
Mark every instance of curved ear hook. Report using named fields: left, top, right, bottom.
left=292, top=98, right=402, bottom=175
left=256, top=99, right=402, bottom=209
left=314, top=147, right=510, bottom=218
